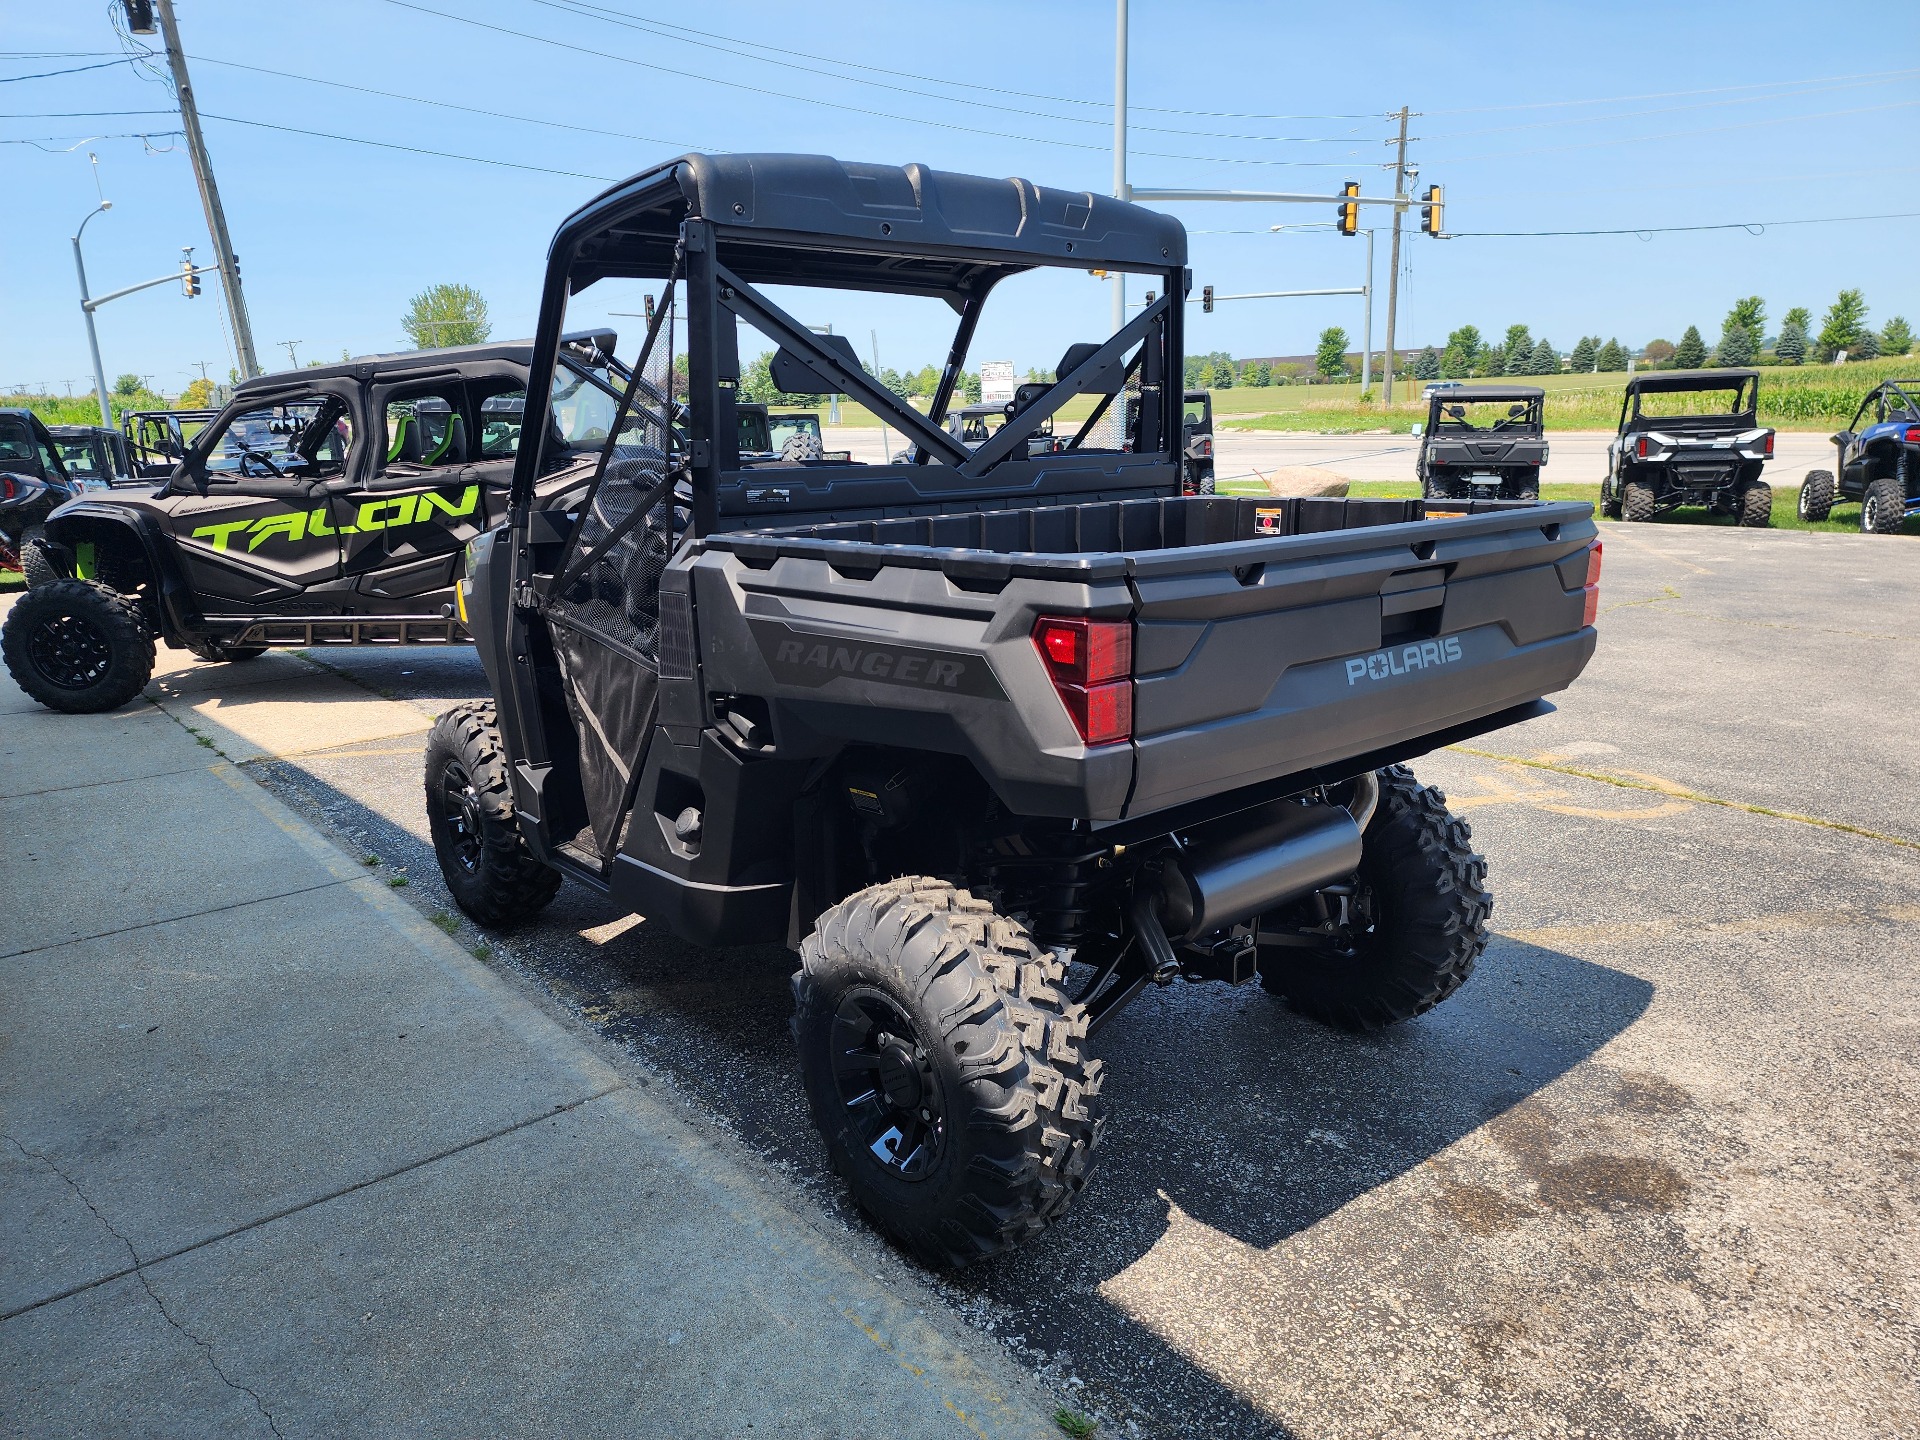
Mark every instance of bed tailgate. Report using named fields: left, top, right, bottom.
left=1123, top=503, right=1598, bottom=817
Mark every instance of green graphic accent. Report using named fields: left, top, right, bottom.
left=190, top=518, right=256, bottom=551
left=74, top=542, right=96, bottom=579
left=188, top=486, right=479, bottom=553
left=386, top=414, right=412, bottom=463
left=418, top=487, right=478, bottom=520
left=246, top=510, right=309, bottom=552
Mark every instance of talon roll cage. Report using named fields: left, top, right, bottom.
left=507, top=153, right=1191, bottom=541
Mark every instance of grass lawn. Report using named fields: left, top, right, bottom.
left=1215, top=474, right=1920, bottom=536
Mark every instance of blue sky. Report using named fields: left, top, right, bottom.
left=3, top=0, right=1915, bottom=395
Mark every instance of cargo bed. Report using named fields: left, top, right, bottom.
left=687, top=494, right=1598, bottom=823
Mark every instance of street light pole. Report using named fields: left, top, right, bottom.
left=1112, top=0, right=1128, bottom=334
left=72, top=201, right=116, bottom=428
left=152, top=0, right=261, bottom=378
left=1362, top=227, right=1375, bottom=392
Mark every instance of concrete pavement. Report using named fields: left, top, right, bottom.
left=0, top=605, right=1067, bottom=1439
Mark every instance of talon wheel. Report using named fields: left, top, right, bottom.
left=1, top=579, right=154, bottom=713
left=1862, top=475, right=1905, bottom=535
left=1796, top=469, right=1835, bottom=522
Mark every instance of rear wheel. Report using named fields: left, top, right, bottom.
left=1735, top=481, right=1772, bottom=528
left=1507, top=476, right=1540, bottom=502
left=793, top=877, right=1104, bottom=1268
left=0, top=579, right=154, bottom=713
left=19, top=525, right=57, bottom=588
left=1258, top=765, right=1491, bottom=1030
left=1600, top=478, right=1623, bottom=520
left=1622, top=478, right=1656, bottom=523
left=1796, top=469, right=1835, bottom=522
left=1861, top=474, right=1905, bottom=534
left=425, top=702, right=562, bottom=926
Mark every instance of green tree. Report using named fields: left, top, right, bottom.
left=1182, top=355, right=1206, bottom=388
left=1243, top=359, right=1272, bottom=386
left=738, top=350, right=776, bottom=402
left=1854, top=328, right=1881, bottom=361
left=961, top=370, right=982, bottom=403
left=1526, top=338, right=1558, bottom=375
left=1500, top=325, right=1533, bottom=375
left=1715, top=321, right=1754, bottom=367
left=1440, top=324, right=1482, bottom=379
left=1816, top=289, right=1868, bottom=361
left=879, top=366, right=908, bottom=399
left=908, top=364, right=941, bottom=397
left=1774, top=309, right=1809, bottom=365
left=1672, top=326, right=1707, bottom=369
left=1725, top=296, right=1766, bottom=354
left=1642, top=337, right=1675, bottom=369
left=180, top=377, right=215, bottom=408
left=402, top=282, right=491, bottom=348
left=1568, top=336, right=1598, bottom=372
left=1595, top=338, right=1626, bottom=372
left=1315, top=326, right=1349, bottom=377
left=1880, top=316, right=1913, bottom=356
left=1478, top=344, right=1507, bottom=378
left=113, top=373, right=143, bottom=396
left=1412, top=347, right=1441, bottom=380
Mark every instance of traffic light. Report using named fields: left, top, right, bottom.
left=182, top=249, right=200, bottom=299
left=1337, top=181, right=1360, bottom=237
left=1201, top=285, right=1214, bottom=313
left=1421, top=184, right=1445, bottom=236
left=230, top=253, right=241, bottom=283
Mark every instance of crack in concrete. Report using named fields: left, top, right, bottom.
left=5, top=1135, right=286, bottom=1438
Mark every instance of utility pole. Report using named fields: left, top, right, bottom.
left=1111, top=0, right=1128, bottom=334
left=1362, top=227, right=1375, bottom=392
left=147, top=0, right=261, bottom=378
left=279, top=340, right=302, bottom=369
left=1381, top=106, right=1411, bottom=408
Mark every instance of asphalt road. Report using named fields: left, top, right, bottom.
left=241, top=522, right=1918, bottom=1439
left=822, top=426, right=1838, bottom=491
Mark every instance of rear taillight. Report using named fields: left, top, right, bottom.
left=1763, top=432, right=1775, bottom=457
left=1906, top=427, right=1920, bottom=445
left=1635, top=436, right=1649, bottom=459
left=1032, top=615, right=1132, bottom=745
left=1198, top=437, right=1213, bottom=458
left=0, top=476, right=13, bottom=501
left=1582, top=540, right=1602, bottom=627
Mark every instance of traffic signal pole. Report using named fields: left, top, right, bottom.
left=1111, top=0, right=1128, bottom=334
left=151, top=0, right=260, bottom=378
left=1380, top=106, right=1411, bottom=407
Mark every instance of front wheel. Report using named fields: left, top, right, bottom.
left=1735, top=481, right=1772, bottom=528
left=0, top=579, right=154, bottom=713
left=1258, top=765, right=1491, bottom=1030
left=1796, top=469, right=1835, bottom=522
left=1861, top=475, right=1905, bottom=534
left=793, top=878, right=1104, bottom=1269
left=425, top=702, right=562, bottom=926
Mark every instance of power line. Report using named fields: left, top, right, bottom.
left=197, top=112, right=619, bottom=180
left=1451, top=211, right=1920, bottom=238
left=517, top=0, right=1378, bottom=145
left=0, top=58, right=130, bottom=82
left=1423, top=66, right=1920, bottom=115
left=1425, top=98, right=1920, bottom=163
left=187, top=53, right=708, bottom=152
left=1421, top=72, right=1920, bottom=139
left=376, top=0, right=1365, bottom=168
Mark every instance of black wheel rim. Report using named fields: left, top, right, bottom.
left=26, top=611, right=113, bottom=691
left=437, top=758, right=485, bottom=875
left=829, top=987, right=947, bottom=1180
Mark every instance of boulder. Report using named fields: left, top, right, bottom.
left=1258, top=466, right=1350, bottom=498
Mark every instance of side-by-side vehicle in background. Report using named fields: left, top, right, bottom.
left=0, top=408, right=83, bottom=587
left=0, top=333, right=630, bottom=711
left=422, top=152, right=1602, bottom=1268
left=1415, top=386, right=1546, bottom=501
left=1797, top=378, right=1920, bottom=534
left=49, top=424, right=139, bottom=492
left=1600, top=368, right=1774, bottom=526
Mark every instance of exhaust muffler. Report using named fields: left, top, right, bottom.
left=1157, top=797, right=1364, bottom=944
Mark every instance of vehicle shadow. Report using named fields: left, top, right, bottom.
left=254, top=754, right=1652, bottom=1439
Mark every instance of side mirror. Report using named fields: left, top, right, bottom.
left=1410, top=423, right=1424, bottom=437
left=1831, top=431, right=1851, bottom=447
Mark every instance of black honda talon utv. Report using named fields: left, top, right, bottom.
left=1796, top=378, right=1920, bottom=534
left=427, top=153, right=1601, bottom=1268
left=1, top=333, right=632, bottom=714
left=1416, top=386, right=1547, bottom=501
left=1600, top=368, right=1774, bottom=525
left=49, top=424, right=139, bottom=491
left=122, top=407, right=221, bottom=480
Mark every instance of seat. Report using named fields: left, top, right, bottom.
left=423, top=414, right=468, bottom=466
left=386, top=413, right=424, bottom=465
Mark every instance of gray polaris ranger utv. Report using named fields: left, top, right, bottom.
left=428, top=153, right=1602, bottom=1268
left=1416, top=385, right=1546, bottom=501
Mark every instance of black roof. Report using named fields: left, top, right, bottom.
left=1428, top=385, right=1544, bottom=403
left=48, top=424, right=116, bottom=438
left=235, top=339, right=538, bottom=395
left=1623, top=367, right=1758, bottom=393
left=562, top=153, right=1187, bottom=298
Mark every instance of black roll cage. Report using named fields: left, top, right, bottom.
left=509, top=154, right=1189, bottom=539
left=1617, top=369, right=1759, bottom=432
